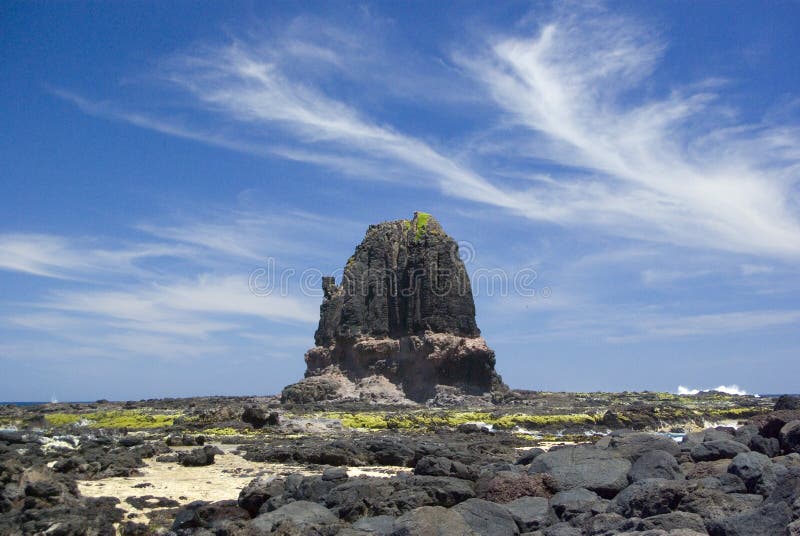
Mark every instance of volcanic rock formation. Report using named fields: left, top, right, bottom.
left=282, top=212, right=506, bottom=404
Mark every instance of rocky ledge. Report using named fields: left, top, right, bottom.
left=2, top=395, right=799, bottom=535
left=283, top=212, right=507, bottom=404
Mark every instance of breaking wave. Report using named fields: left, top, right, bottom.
left=677, top=384, right=749, bottom=396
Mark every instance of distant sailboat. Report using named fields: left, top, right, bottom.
left=50, top=394, right=58, bottom=404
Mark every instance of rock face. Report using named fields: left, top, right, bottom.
left=284, top=212, right=506, bottom=403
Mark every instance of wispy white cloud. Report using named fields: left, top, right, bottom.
left=459, top=10, right=800, bottom=257
left=740, top=264, right=774, bottom=276
left=0, top=233, right=195, bottom=280
left=55, top=10, right=800, bottom=261
left=0, top=208, right=337, bottom=363
left=640, top=269, right=713, bottom=286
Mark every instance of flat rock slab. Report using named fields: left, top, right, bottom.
left=529, top=445, right=631, bottom=499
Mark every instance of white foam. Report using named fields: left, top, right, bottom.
left=677, top=384, right=749, bottom=396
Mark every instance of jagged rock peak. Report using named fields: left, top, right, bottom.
left=283, top=212, right=507, bottom=405
left=314, top=211, right=480, bottom=347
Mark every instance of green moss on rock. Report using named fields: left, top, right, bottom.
left=414, top=212, right=431, bottom=240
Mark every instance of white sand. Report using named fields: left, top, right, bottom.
left=77, top=442, right=408, bottom=524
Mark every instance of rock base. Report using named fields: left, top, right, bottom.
left=282, top=332, right=506, bottom=404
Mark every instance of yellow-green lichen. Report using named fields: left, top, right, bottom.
left=44, top=414, right=83, bottom=426
left=705, top=407, right=768, bottom=419
left=492, top=413, right=598, bottom=429
left=414, top=212, right=431, bottom=240
left=325, top=410, right=600, bottom=431
left=202, top=427, right=255, bottom=436
left=45, top=410, right=177, bottom=429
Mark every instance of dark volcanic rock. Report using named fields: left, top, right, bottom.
left=323, top=474, right=475, bottom=521
left=607, top=433, right=682, bottom=461
left=125, top=495, right=180, bottom=510
left=250, top=500, right=340, bottom=534
left=178, top=445, right=221, bottom=467
left=529, top=444, right=631, bottom=499
left=283, top=213, right=506, bottom=403
left=610, top=478, right=687, bottom=518
left=775, top=395, right=800, bottom=411
left=550, top=488, right=607, bottom=522
left=414, top=456, right=474, bottom=480
left=706, top=501, right=792, bottom=536
left=238, top=475, right=286, bottom=517
left=677, top=487, right=764, bottom=522
left=392, top=505, right=476, bottom=535
left=636, top=511, right=706, bottom=532
left=628, top=450, right=683, bottom=482
left=727, top=451, right=780, bottom=496
left=452, top=498, right=520, bottom=536
left=503, top=496, right=552, bottom=532
left=781, top=420, right=800, bottom=454
left=750, top=410, right=800, bottom=439
left=690, top=440, right=749, bottom=462
left=241, top=406, right=279, bottom=429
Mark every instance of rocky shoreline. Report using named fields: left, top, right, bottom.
left=1, top=392, right=799, bottom=535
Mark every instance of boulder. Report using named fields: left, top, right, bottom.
left=172, top=500, right=249, bottom=532
left=322, top=466, right=349, bottom=483
left=503, top=496, right=551, bottom=532
left=750, top=410, right=800, bottom=439
left=250, top=500, right=339, bottom=533
left=727, top=451, right=780, bottom=496
left=764, top=466, right=800, bottom=514
left=774, top=395, right=800, bottom=411
left=165, top=433, right=204, bottom=447
left=353, top=515, right=397, bottom=534
left=686, top=473, right=746, bottom=494
left=238, top=475, right=286, bottom=517
left=118, top=436, right=144, bottom=448
left=324, top=474, right=475, bottom=521
left=629, top=450, right=683, bottom=482
left=611, top=479, right=687, bottom=518
left=414, top=456, right=474, bottom=480
left=780, top=420, right=800, bottom=454
left=242, top=406, right=279, bottom=429
left=452, top=498, right=520, bottom=536
left=529, top=445, right=631, bottom=498
left=636, top=511, right=706, bottom=533
left=705, top=501, right=792, bottom=536
left=733, top=425, right=781, bottom=457
left=178, top=445, right=221, bottom=467
left=677, top=488, right=764, bottom=521
left=515, top=448, right=545, bottom=466
left=607, top=433, right=682, bottom=461
left=690, top=440, right=749, bottom=462
left=549, top=488, right=607, bottom=522
left=584, top=512, right=635, bottom=535
left=391, top=506, right=477, bottom=535
left=684, top=460, right=730, bottom=480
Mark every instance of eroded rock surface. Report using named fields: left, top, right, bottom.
left=283, top=212, right=506, bottom=403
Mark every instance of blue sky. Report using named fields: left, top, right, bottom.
left=2, top=1, right=800, bottom=401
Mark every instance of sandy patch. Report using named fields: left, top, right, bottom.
left=77, top=442, right=408, bottom=524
